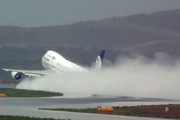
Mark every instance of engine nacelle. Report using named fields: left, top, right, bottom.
left=11, top=72, right=22, bottom=80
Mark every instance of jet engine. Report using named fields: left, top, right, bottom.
left=11, top=72, right=22, bottom=80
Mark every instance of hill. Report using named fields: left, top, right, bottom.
left=0, top=9, right=180, bottom=53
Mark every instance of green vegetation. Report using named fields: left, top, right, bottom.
left=41, top=104, right=180, bottom=119
left=0, top=88, right=63, bottom=97
left=0, top=115, right=69, bottom=120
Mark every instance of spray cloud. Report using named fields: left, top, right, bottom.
left=17, top=52, right=180, bottom=99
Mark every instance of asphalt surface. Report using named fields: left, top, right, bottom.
left=0, top=95, right=176, bottom=106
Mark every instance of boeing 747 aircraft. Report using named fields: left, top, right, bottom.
left=3, top=50, right=105, bottom=80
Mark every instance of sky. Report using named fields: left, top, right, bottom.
left=0, top=0, right=180, bottom=27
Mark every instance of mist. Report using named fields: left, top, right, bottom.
left=17, top=52, right=180, bottom=99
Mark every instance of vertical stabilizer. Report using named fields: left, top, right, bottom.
left=95, top=50, right=105, bottom=69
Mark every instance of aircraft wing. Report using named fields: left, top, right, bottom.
left=2, top=68, right=53, bottom=77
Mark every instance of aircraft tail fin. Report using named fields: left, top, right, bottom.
left=95, top=50, right=105, bottom=69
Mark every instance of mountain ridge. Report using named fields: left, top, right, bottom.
left=0, top=9, right=180, bottom=55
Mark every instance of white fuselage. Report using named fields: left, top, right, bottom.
left=42, top=50, right=86, bottom=72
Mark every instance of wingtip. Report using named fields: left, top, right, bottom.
left=2, top=68, right=9, bottom=71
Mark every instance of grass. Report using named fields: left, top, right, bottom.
left=0, top=115, right=69, bottom=120
left=41, top=104, right=180, bottom=119
left=0, top=88, right=63, bottom=97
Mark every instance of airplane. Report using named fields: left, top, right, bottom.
left=3, top=50, right=105, bottom=80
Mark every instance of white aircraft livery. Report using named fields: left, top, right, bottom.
left=3, top=50, right=105, bottom=80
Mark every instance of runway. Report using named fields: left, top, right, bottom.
left=0, top=93, right=179, bottom=120
left=0, top=84, right=179, bottom=120
left=0, top=106, right=171, bottom=120
left=0, top=95, right=177, bottom=106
